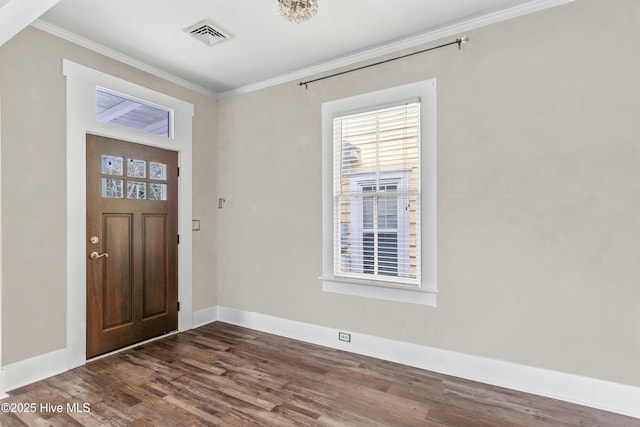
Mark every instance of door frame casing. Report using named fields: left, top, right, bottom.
left=0, top=94, right=5, bottom=397
left=64, top=60, right=194, bottom=368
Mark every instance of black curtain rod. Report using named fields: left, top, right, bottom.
left=298, top=36, right=469, bottom=88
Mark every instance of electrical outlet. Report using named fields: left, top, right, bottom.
left=338, top=332, right=351, bottom=343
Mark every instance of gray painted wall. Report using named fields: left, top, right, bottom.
left=0, top=0, right=638, bottom=388
left=215, top=0, right=640, bottom=386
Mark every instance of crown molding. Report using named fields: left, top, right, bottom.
left=30, top=19, right=217, bottom=98
left=216, top=0, right=574, bottom=100
left=29, top=0, right=574, bottom=102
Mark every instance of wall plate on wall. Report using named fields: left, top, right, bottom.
left=192, top=220, right=200, bottom=231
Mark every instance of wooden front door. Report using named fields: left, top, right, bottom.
left=86, top=134, right=178, bottom=358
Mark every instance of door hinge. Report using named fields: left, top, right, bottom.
left=177, top=166, right=180, bottom=177
left=177, top=301, right=180, bottom=312
left=177, top=234, right=180, bottom=244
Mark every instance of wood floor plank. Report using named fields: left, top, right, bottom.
left=0, top=321, right=638, bottom=426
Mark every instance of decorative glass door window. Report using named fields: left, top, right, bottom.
left=100, top=154, right=168, bottom=201
left=149, top=183, right=167, bottom=200
left=127, top=159, right=146, bottom=178
left=149, top=161, right=167, bottom=201
left=101, top=154, right=124, bottom=198
left=127, top=181, right=146, bottom=199
left=150, top=162, right=167, bottom=180
left=102, top=178, right=124, bottom=198
left=102, top=155, right=123, bottom=176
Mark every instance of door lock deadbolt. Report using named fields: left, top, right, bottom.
left=89, top=236, right=99, bottom=244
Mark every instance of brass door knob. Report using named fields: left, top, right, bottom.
left=89, top=251, right=109, bottom=260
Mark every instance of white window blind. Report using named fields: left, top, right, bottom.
left=333, top=100, right=421, bottom=286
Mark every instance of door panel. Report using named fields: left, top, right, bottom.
left=103, top=214, right=133, bottom=328
left=142, top=214, right=169, bottom=319
left=86, top=134, right=178, bottom=358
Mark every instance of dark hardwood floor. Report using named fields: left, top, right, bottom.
left=1, top=322, right=637, bottom=426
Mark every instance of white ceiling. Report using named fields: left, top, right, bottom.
left=36, top=0, right=554, bottom=96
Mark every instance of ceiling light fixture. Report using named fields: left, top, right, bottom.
left=278, top=0, right=318, bottom=23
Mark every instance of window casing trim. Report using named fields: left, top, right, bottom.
left=321, top=79, right=437, bottom=306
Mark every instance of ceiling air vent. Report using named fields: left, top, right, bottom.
left=184, top=20, right=230, bottom=47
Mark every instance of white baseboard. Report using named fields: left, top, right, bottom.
left=2, top=305, right=638, bottom=420
left=0, top=370, right=7, bottom=399
left=216, top=306, right=640, bottom=419
left=2, top=348, right=67, bottom=392
left=193, top=306, right=218, bottom=328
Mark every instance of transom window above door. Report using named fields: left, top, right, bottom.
left=100, top=154, right=168, bottom=200
left=96, top=88, right=173, bottom=138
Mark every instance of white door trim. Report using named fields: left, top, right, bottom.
left=63, top=59, right=194, bottom=369
left=0, top=93, right=5, bottom=397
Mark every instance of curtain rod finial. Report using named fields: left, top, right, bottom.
left=457, top=36, right=469, bottom=50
